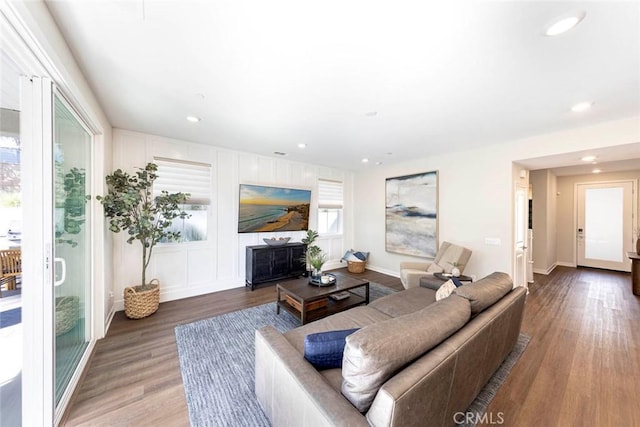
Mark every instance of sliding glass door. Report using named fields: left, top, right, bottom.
left=52, top=94, right=92, bottom=406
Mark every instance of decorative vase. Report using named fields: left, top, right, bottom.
left=451, top=267, right=461, bottom=277
left=311, top=269, right=322, bottom=282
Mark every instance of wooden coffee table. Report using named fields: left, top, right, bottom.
left=276, top=272, right=370, bottom=325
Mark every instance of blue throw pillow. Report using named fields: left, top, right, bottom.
left=354, top=252, right=366, bottom=261
left=304, top=328, right=359, bottom=369
left=451, top=277, right=464, bottom=287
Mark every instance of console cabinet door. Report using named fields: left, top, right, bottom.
left=246, top=243, right=306, bottom=289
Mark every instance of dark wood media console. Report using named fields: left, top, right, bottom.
left=245, top=243, right=306, bottom=290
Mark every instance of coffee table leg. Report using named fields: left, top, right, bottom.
left=276, top=286, right=281, bottom=315
left=365, top=283, right=370, bottom=304
left=301, top=304, right=307, bottom=325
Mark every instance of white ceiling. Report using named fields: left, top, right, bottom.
left=43, top=0, right=640, bottom=171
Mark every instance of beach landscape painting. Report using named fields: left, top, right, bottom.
left=385, top=171, right=438, bottom=258
left=238, top=184, right=311, bottom=233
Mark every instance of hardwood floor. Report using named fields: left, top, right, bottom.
left=481, top=266, right=640, bottom=426
left=64, top=267, right=640, bottom=426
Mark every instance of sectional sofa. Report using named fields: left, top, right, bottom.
left=255, top=272, right=527, bottom=427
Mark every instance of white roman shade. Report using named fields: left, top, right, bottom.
left=153, top=157, right=211, bottom=204
left=318, top=179, right=343, bottom=209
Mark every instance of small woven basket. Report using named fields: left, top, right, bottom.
left=124, top=279, right=160, bottom=319
left=347, top=260, right=366, bottom=274
left=55, top=296, right=79, bottom=336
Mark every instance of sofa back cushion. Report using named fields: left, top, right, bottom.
left=453, top=271, right=513, bottom=315
left=341, top=295, right=471, bottom=412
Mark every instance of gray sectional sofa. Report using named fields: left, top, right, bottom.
left=255, top=272, right=527, bottom=427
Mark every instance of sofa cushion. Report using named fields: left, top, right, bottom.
left=304, top=328, right=359, bottom=369
left=368, top=287, right=436, bottom=317
left=453, top=271, right=513, bottom=315
left=284, top=306, right=392, bottom=354
left=341, top=295, right=471, bottom=412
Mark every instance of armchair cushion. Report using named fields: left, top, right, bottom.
left=399, top=242, right=472, bottom=289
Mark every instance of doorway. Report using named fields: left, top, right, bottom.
left=576, top=181, right=635, bottom=272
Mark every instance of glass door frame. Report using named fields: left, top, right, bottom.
left=575, top=180, right=637, bottom=272
left=52, top=89, right=95, bottom=412
left=3, top=2, right=107, bottom=424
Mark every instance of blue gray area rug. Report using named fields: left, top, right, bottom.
left=0, top=307, right=21, bottom=329
left=175, top=283, right=529, bottom=426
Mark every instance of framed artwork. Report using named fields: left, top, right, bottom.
left=385, top=171, right=438, bottom=258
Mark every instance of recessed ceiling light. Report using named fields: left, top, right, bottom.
left=571, top=101, right=593, bottom=112
left=544, top=12, right=585, bottom=36
left=361, top=158, right=369, bottom=163
left=365, top=111, right=378, bottom=117
left=581, top=155, right=597, bottom=162
left=592, top=169, right=601, bottom=174
left=273, top=151, right=288, bottom=156
left=186, top=116, right=201, bottom=123
left=297, top=143, right=307, bottom=149
left=375, top=161, right=383, bottom=165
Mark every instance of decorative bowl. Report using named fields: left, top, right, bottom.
left=263, top=237, right=291, bottom=246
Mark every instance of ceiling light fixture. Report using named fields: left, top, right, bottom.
left=273, top=151, right=288, bottom=156
left=361, top=158, right=369, bottom=163
left=571, top=101, right=593, bottom=112
left=365, top=111, right=378, bottom=117
left=186, top=116, right=201, bottom=123
left=581, top=155, right=596, bottom=162
left=375, top=161, right=383, bottom=165
left=297, top=143, right=307, bottom=149
left=544, top=12, right=585, bottom=36
left=592, top=169, right=601, bottom=174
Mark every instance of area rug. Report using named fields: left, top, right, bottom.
left=0, top=307, right=21, bottom=329
left=175, top=283, right=529, bottom=426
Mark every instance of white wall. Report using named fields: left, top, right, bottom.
left=111, top=129, right=353, bottom=309
left=354, top=116, right=640, bottom=280
left=530, top=170, right=558, bottom=274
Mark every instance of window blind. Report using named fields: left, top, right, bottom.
left=318, top=179, right=343, bottom=209
left=153, top=157, right=211, bottom=204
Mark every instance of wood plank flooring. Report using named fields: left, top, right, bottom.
left=63, top=267, right=640, bottom=426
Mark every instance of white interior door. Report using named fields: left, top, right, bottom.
left=514, top=182, right=528, bottom=288
left=577, top=181, right=635, bottom=272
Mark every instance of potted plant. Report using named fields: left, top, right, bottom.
left=308, top=250, right=328, bottom=282
left=301, top=229, right=320, bottom=276
left=97, top=162, right=189, bottom=319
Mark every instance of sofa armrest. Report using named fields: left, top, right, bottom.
left=399, top=261, right=431, bottom=270
left=255, top=325, right=368, bottom=427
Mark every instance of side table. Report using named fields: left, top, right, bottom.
left=420, top=272, right=472, bottom=290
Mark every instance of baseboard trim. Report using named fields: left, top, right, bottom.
left=364, top=264, right=400, bottom=278
left=533, top=263, right=558, bottom=275
left=557, top=261, right=576, bottom=268
left=113, top=279, right=245, bottom=312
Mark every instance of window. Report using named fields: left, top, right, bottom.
left=154, top=157, right=211, bottom=242
left=318, top=179, right=343, bottom=235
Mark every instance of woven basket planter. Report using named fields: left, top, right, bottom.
left=124, top=279, right=160, bottom=319
left=347, top=260, right=366, bottom=274
left=55, top=296, right=79, bottom=336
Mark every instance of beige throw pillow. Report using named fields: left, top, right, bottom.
left=435, top=279, right=456, bottom=301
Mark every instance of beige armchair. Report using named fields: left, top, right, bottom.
left=399, top=241, right=472, bottom=289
